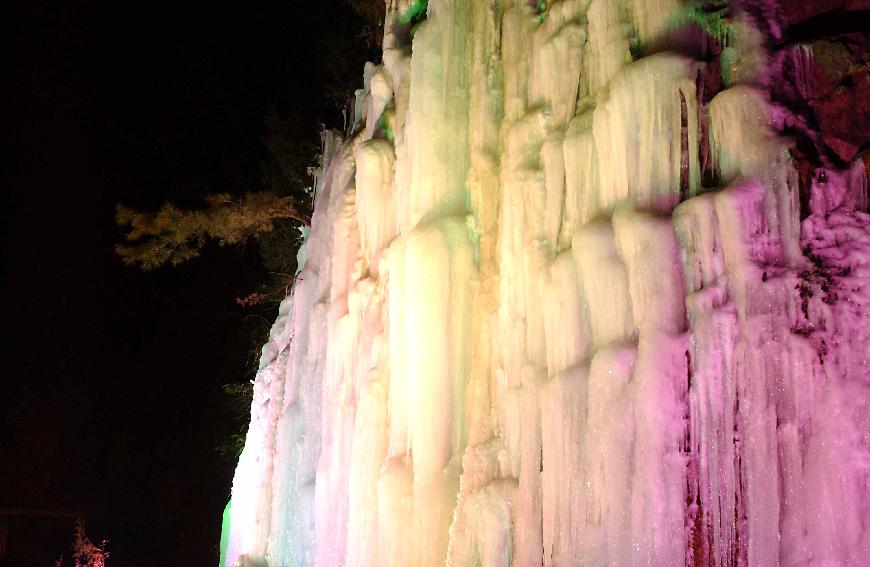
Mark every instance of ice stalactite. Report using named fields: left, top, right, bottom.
left=221, top=1, right=870, bottom=566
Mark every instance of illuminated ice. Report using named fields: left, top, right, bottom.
left=221, top=1, right=870, bottom=566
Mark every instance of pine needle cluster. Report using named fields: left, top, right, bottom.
left=115, top=192, right=310, bottom=271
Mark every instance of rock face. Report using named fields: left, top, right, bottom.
left=779, top=0, right=870, bottom=164
left=782, top=0, right=870, bottom=23
left=221, top=1, right=869, bottom=566
left=778, top=33, right=870, bottom=161
left=806, top=35, right=870, bottom=162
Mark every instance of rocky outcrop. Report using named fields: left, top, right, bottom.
left=778, top=1, right=870, bottom=167
left=782, top=0, right=870, bottom=24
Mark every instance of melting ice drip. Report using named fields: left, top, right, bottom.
left=221, top=1, right=869, bottom=566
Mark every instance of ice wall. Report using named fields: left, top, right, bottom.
left=221, top=1, right=870, bottom=566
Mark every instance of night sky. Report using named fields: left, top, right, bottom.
left=3, top=1, right=375, bottom=564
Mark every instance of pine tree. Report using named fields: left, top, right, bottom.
left=115, top=192, right=310, bottom=271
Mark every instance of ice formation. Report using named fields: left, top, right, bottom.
left=221, top=1, right=869, bottom=565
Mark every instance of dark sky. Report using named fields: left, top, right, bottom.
left=2, top=1, right=375, bottom=564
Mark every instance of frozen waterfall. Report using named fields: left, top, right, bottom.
left=221, top=1, right=870, bottom=565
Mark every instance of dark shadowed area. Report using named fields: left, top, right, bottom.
left=2, top=1, right=378, bottom=564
